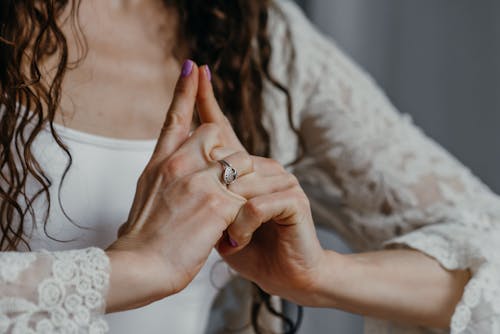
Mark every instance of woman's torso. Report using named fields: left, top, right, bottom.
left=26, top=2, right=236, bottom=333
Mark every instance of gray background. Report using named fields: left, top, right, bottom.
left=292, top=0, right=500, bottom=333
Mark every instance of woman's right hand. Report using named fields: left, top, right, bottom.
left=105, top=60, right=251, bottom=312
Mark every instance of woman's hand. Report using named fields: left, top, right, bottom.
left=105, top=61, right=251, bottom=312
left=196, top=66, right=330, bottom=306
left=195, top=66, right=471, bottom=330
left=219, top=153, right=329, bottom=306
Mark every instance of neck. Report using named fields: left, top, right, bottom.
left=74, top=0, right=182, bottom=59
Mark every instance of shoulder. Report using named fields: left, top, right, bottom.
left=266, top=1, right=392, bottom=118
left=264, top=1, right=332, bottom=119
left=267, top=0, right=344, bottom=70
left=268, top=1, right=315, bottom=33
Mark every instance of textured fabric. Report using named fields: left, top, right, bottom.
left=0, top=248, right=109, bottom=333
left=266, top=1, right=500, bottom=333
left=1, top=0, right=499, bottom=333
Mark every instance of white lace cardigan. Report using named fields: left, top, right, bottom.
left=1, top=1, right=499, bottom=333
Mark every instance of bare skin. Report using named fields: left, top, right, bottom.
left=55, top=0, right=184, bottom=139
left=50, top=0, right=470, bottom=329
left=105, top=64, right=251, bottom=312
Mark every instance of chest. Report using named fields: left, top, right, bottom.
left=58, top=59, right=178, bottom=140
left=54, top=0, right=183, bottom=140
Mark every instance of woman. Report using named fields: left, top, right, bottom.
left=0, top=0, right=498, bottom=333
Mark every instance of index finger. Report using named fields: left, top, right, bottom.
left=152, top=59, right=199, bottom=162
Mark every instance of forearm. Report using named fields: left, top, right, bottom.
left=310, top=249, right=471, bottom=328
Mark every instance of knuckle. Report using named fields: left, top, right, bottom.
left=198, top=123, right=220, bottom=137
left=166, top=111, right=185, bottom=127
left=245, top=200, right=263, bottom=220
left=241, top=153, right=254, bottom=171
left=162, top=156, right=187, bottom=179
left=303, top=192, right=311, bottom=205
left=204, top=192, right=223, bottom=211
left=231, top=151, right=253, bottom=172
left=268, top=159, right=285, bottom=172
left=290, top=187, right=302, bottom=199
left=287, top=173, right=300, bottom=186
left=231, top=229, right=251, bottom=245
left=292, top=187, right=310, bottom=208
left=301, top=195, right=311, bottom=209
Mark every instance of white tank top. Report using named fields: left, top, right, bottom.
left=26, top=124, right=232, bottom=334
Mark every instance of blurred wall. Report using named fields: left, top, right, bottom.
left=292, top=0, right=500, bottom=333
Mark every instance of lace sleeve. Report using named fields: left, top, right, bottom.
left=271, top=1, right=500, bottom=333
left=0, top=247, right=110, bottom=334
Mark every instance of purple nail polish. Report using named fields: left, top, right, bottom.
left=228, top=236, right=238, bottom=248
left=204, top=65, right=212, bottom=81
left=181, top=59, right=194, bottom=78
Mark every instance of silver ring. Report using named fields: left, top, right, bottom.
left=219, top=159, right=238, bottom=185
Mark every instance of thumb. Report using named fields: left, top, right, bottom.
left=152, top=59, right=199, bottom=162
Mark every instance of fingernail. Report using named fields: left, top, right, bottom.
left=204, top=65, right=212, bottom=82
left=228, top=236, right=238, bottom=248
left=181, top=59, right=194, bottom=78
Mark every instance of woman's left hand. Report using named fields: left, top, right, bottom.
left=196, top=66, right=330, bottom=305
left=217, top=151, right=328, bottom=305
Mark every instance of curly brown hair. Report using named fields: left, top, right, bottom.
left=0, top=0, right=303, bottom=332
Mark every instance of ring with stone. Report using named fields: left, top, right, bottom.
left=218, top=159, right=238, bottom=185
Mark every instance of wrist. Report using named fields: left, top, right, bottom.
left=105, top=247, right=174, bottom=313
left=305, top=249, right=349, bottom=308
